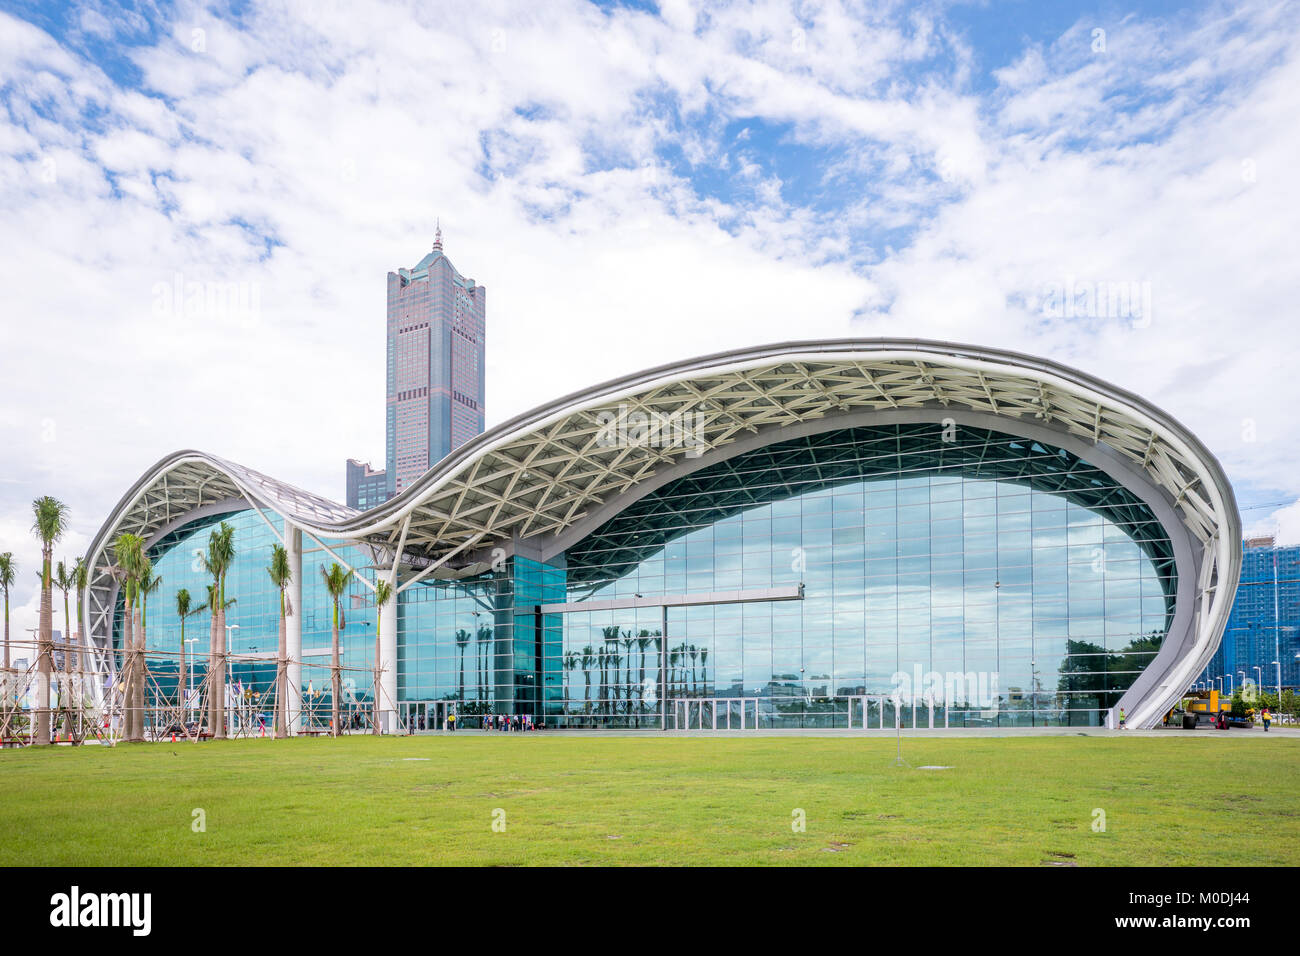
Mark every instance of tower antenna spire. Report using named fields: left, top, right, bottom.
left=433, top=219, right=443, bottom=251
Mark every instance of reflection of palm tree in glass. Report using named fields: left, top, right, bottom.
left=600, top=626, right=620, bottom=716
left=596, top=647, right=606, bottom=716
left=477, top=624, right=493, bottom=701
left=636, top=633, right=652, bottom=714
left=563, top=651, right=578, bottom=715
left=699, top=648, right=709, bottom=697
left=581, top=646, right=595, bottom=716
left=622, top=636, right=634, bottom=715
left=668, top=645, right=680, bottom=700
left=455, top=628, right=471, bottom=702
left=689, top=644, right=699, bottom=697
left=610, top=652, right=622, bottom=715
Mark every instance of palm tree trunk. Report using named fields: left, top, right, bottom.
left=136, top=605, right=147, bottom=740
left=205, top=610, right=217, bottom=738
left=178, top=619, right=187, bottom=726
left=372, top=610, right=381, bottom=736
left=2, top=597, right=9, bottom=732
left=129, top=606, right=145, bottom=741
left=35, top=555, right=53, bottom=745
left=121, top=598, right=135, bottom=740
left=276, top=602, right=288, bottom=738
left=213, top=604, right=227, bottom=739
left=330, top=607, right=341, bottom=736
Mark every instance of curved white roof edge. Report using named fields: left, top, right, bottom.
left=83, top=338, right=1241, bottom=728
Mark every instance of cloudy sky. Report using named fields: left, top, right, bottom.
left=1, top=0, right=1298, bottom=642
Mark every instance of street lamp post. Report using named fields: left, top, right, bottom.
left=1226, top=672, right=1233, bottom=694
left=1273, top=660, right=1282, bottom=703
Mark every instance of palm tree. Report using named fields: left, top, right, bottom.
left=193, top=583, right=235, bottom=731
left=110, top=532, right=147, bottom=742
left=136, top=564, right=162, bottom=734
left=319, top=562, right=352, bottom=737
left=0, top=552, right=15, bottom=687
left=32, top=497, right=69, bottom=745
left=175, top=588, right=192, bottom=720
left=72, top=556, right=88, bottom=709
left=373, top=578, right=393, bottom=736
left=0, top=552, right=14, bottom=732
left=454, top=628, right=471, bottom=703
left=267, top=544, right=293, bottom=738
left=200, top=522, right=236, bottom=739
left=53, top=560, right=74, bottom=674
left=52, top=560, right=76, bottom=737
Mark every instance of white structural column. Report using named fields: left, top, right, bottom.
left=378, top=583, right=398, bottom=733
left=286, top=524, right=303, bottom=733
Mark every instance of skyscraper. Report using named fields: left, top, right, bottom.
left=1203, top=536, right=1300, bottom=693
left=345, top=458, right=388, bottom=511
left=385, top=226, right=487, bottom=498
left=344, top=226, right=486, bottom=510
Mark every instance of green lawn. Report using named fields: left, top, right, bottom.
left=1, top=734, right=1296, bottom=866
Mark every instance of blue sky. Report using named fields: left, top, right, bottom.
left=1, top=0, right=1298, bottom=636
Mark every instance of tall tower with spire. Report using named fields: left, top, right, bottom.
left=380, top=226, right=487, bottom=499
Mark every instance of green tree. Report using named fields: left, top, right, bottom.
left=319, top=562, right=353, bottom=737
left=200, top=522, right=236, bottom=739
left=71, top=557, right=87, bottom=703
left=51, top=559, right=77, bottom=737
left=0, top=552, right=15, bottom=727
left=111, top=532, right=147, bottom=742
left=175, top=588, right=193, bottom=719
left=31, top=497, right=69, bottom=745
left=267, top=544, right=293, bottom=738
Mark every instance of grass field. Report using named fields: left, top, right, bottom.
left=1, top=734, right=1297, bottom=866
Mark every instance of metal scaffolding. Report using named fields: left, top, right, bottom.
left=1, top=633, right=399, bottom=747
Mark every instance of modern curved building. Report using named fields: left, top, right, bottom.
left=82, top=340, right=1241, bottom=731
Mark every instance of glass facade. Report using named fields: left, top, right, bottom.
left=551, top=423, right=1175, bottom=728
left=112, top=510, right=380, bottom=729
left=117, top=423, right=1178, bottom=730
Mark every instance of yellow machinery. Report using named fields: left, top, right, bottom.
left=1186, top=689, right=1230, bottom=718
left=1169, top=689, right=1253, bottom=728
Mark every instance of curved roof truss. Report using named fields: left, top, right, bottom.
left=83, top=339, right=1241, bottom=728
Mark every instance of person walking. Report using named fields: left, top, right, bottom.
left=449, top=710, right=456, bottom=732
left=1261, top=706, right=1271, bottom=732
left=1118, top=707, right=1126, bottom=730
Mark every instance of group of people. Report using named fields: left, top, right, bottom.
left=434, top=711, right=539, bottom=732
left=479, top=713, right=535, bottom=732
